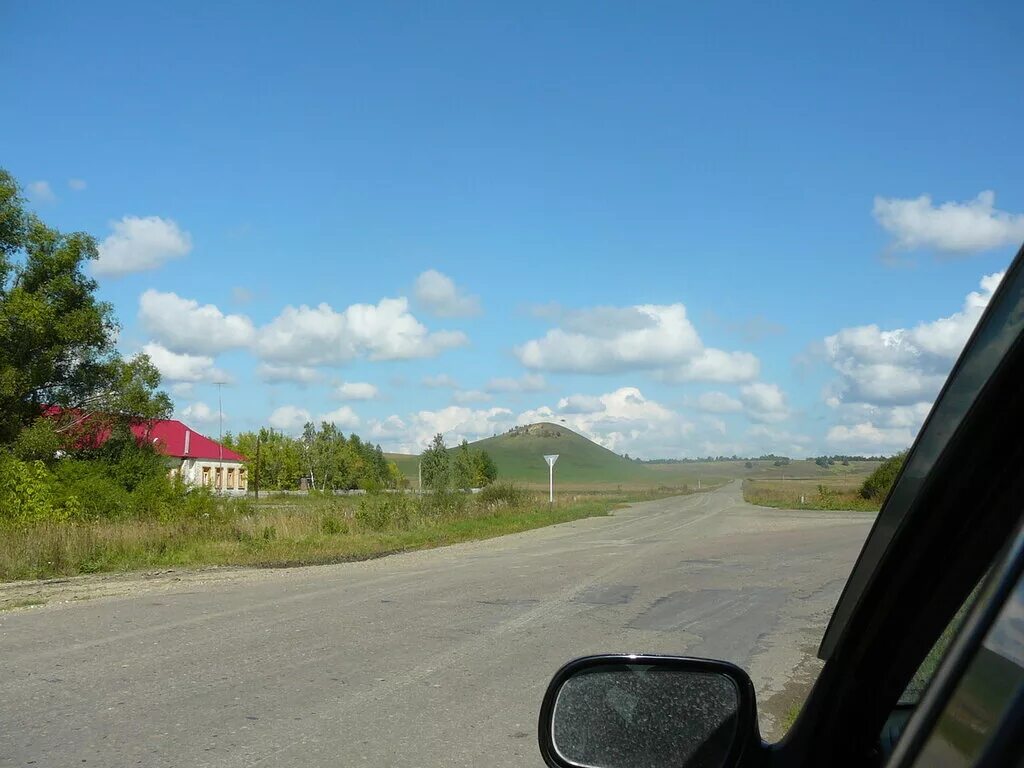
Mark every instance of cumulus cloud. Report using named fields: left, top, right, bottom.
left=268, top=405, right=312, bottom=433
left=739, top=382, right=790, bottom=423
left=258, top=364, right=321, bottom=385
left=516, top=303, right=759, bottom=382
left=170, top=382, right=194, bottom=397
left=94, top=216, right=192, bottom=277
left=399, top=406, right=515, bottom=452
left=874, top=191, right=1024, bottom=255
left=826, top=422, right=914, bottom=454
left=27, top=180, right=56, bottom=204
left=698, top=391, right=743, bottom=413
left=661, top=349, right=761, bottom=383
left=257, top=298, right=467, bottom=365
left=368, top=415, right=408, bottom=440
left=335, top=382, right=380, bottom=400
left=486, top=373, right=546, bottom=392
left=67, top=178, right=87, bottom=191
left=823, top=271, right=1004, bottom=408
left=414, top=270, right=481, bottom=317
left=139, top=290, right=255, bottom=354
left=518, top=387, right=694, bottom=457
left=180, top=401, right=220, bottom=424
left=142, top=342, right=230, bottom=383
left=319, top=406, right=360, bottom=429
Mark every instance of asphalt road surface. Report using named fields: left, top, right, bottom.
left=0, top=483, right=873, bottom=767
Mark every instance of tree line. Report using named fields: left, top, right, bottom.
left=223, top=423, right=405, bottom=492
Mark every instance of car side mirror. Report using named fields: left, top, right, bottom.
left=538, top=655, right=760, bottom=768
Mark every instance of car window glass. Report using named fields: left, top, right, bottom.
left=900, top=579, right=984, bottom=706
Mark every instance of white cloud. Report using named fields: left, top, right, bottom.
left=170, top=382, right=195, bottom=397
left=413, top=270, right=481, bottom=317
left=746, top=425, right=813, bottom=457
left=739, top=382, right=790, bottom=423
left=399, top=406, right=515, bottom=452
left=453, top=389, right=491, bottom=404
left=662, top=349, right=761, bottom=383
left=94, top=216, right=192, bottom=277
left=335, top=381, right=380, bottom=400
left=268, top=405, right=312, bottom=433
left=422, top=374, right=459, bottom=388
left=180, top=401, right=221, bottom=424
left=519, top=387, right=694, bottom=457
left=139, top=289, right=255, bottom=354
left=516, top=303, right=758, bottom=382
left=142, top=342, right=230, bottom=383
left=369, top=415, right=408, bottom=440
left=67, top=178, right=87, bottom=191
left=27, top=180, right=56, bottom=203
left=698, top=391, right=743, bottom=413
left=826, top=422, right=913, bottom=454
left=319, top=406, right=361, bottom=430
left=486, top=373, right=546, bottom=392
left=257, top=297, right=467, bottom=365
left=823, top=271, right=1004, bottom=407
left=258, top=363, right=321, bottom=385
left=874, top=191, right=1024, bottom=254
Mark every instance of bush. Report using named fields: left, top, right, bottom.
left=475, top=482, right=527, bottom=509
left=860, top=452, right=907, bottom=500
left=419, top=489, right=467, bottom=519
left=356, top=493, right=414, bottom=530
left=0, top=453, right=72, bottom=526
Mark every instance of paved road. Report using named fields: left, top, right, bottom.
left=0, top=483, right=873, bottom=767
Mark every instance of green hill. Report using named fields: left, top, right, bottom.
left=467, top=422, right=651, bottom=486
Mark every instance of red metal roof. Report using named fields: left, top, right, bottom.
left=143, top=420, right=246, bottom=462
left=43, top=407, right=245, bottom=461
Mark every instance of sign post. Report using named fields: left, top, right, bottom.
left=544, top=454, right=559, bottom=504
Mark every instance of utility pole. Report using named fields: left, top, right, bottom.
left=254, top=431, right=261, bottom=501
left=218, top=382, right=224, bottom=494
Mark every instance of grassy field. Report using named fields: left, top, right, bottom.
left=742, top=474, right=880, bottom=512
left=0, top=485, right=691, bottom=583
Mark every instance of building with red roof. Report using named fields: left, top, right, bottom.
left=44, top=408, right=248, bottom=493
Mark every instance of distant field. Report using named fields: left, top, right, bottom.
left=742, top=471, right=881, bottom=512
left=386, top=423, right=882, bottom=493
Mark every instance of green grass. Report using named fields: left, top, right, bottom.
left=742, top=476, right=880, bottom=512
left=0, top=487, right=686, bottom=582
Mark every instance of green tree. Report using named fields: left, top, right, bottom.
left=474, top=449, right=498, bottom=487
left=0, top=170, right=169, bottom=444
left=420, top=433, right=450, bottom=491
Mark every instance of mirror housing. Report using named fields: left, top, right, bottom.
left=538, top=654, right=761, bottom=768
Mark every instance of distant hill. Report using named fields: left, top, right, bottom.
left=466, top=422, right=650, bottom=485
left=386, top=422, right=649, bottom=487
left=386, top=423, right=883, bottom=490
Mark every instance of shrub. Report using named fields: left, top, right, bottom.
left=419, top=489, right=467, bottom=519
left=0, top=453, right=71, bottom=526
left=860, top=452, right=907, bottom=500
left=356, top=493, right=414, bottom=530
left=321, top=515, right=348, bottom=535
left=475, top=482, right=527, bottom=509
left=51, top=459, right=131, bottom=520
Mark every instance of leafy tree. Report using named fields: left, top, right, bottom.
left=0, top=170, right=170, bottom=444
left=475, top=449, right=498, bottom=487
left=453, top=440, right=475, bottom=490
left=420, top=433, right=450, bottom=491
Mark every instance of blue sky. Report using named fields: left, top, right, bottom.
left=3, top=1, right=1022, bottom=457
